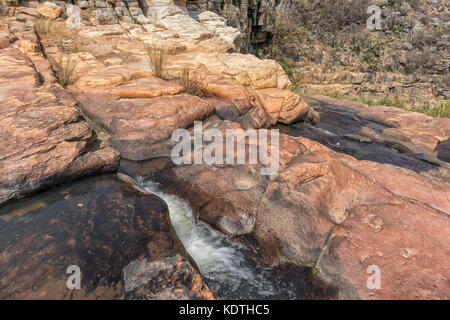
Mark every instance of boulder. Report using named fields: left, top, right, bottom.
left=36, top=2, right=63, bottom=19
left=255, top=88, right=310, bottom=124
left=73, top=92, right=215, bottom=160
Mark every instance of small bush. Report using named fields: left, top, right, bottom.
left=147, top=44, right=168, bottom=79
left=53, top=54, right=77, bottom=87
left=387, top=16, right=408, bottom=37
left=34, top=15, right=53, bottom=38
left=351, top=37, right=364, bottom=56
left=131, top=17, right=142, bottom=25
left=361, top=36, right=386, bottom=72
left=179, top=68, right=205, bottom=96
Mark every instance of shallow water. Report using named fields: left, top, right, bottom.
left=138, top=177, right=324, bottom=300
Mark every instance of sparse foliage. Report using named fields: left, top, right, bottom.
left=361, top=36, right=386, bottom=72
left=34, top=15, right=71, bottom=40
left=179, top=68, right=205, bottom=96
left=53, top=54, right=77, bottom=87
left=147, top=43, right=169, bottom=79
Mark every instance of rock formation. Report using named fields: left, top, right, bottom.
left=150, top=116, right=449, bottom=299
left=0, top=0, right=448, bottom=301
left=0, top=15, right=119, bottom=206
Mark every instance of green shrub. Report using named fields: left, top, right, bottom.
left=388, top=17, right=408, bottom=37
left=361, top=36, right=386, bottom=72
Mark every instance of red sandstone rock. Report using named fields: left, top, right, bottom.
left=153, top=119, right=450, bottom=299
left=312, top=95, right=450, bottom=166
left=0, top=23, right=119, bottom=205
left=36, top=2, right=62, bottom=20
left=73, top=92, right=215, bottom=160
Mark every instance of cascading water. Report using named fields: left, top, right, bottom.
left=138, top=177, right=312, bottom=300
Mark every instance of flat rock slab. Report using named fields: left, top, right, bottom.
left=0, top=174, right=213, bottom=300
left=75, top=93, right=215, bottom=160
left=0, top=22, right=119, bottom=205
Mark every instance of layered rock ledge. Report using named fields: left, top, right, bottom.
left=0, top=17, right=119, bottom=205
left=2, top=0, right=310, bottom=161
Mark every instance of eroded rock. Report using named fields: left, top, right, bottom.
left=36, top=1, right=62, bottom=19
left=149, top=118, right=450, bottom=299
left=0, top=22, right=119, bottom=205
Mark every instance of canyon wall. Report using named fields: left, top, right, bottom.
left=186, top=0, right=278, bottom=52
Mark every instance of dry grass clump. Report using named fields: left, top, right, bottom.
left=34, top=15, right=72, bottom=40
left=34, top=15, right=92, bottom=54
left=53, top=54, right=77, bottom=87
left=34, top=15, right=53, bottom=38
left=179, top=68, right=205, bottom=96
left=147, top=43, right=169, bottom=79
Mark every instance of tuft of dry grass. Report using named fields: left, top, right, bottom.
left=179, top=67, right=204, bottom=96
left=53, top=54, right=77, bottom=87
left=147, top=43, right=169, bottom=79
left=34, top=15, right=72, bottom=40
left=34, top=15, right=53, bottom=38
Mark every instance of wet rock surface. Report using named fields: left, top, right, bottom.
left=123, top=254, right=214, bottom=300
left=282, top=95, right=450, bottom=183
left=0, top=174, right=213, bottom=299
left=143, top=115, right=450, bottom=299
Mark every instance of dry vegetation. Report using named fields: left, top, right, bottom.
left=34, top=15, right=72, bottom=40
left=53, top=53, right=77, bottom=87
left=268, top=0, right=449, bottom=118
left=147, top=43, right=169, bottom=79
left=34, top=15, right=91, bottom=53
left=179, top=67, right=205, bottom=96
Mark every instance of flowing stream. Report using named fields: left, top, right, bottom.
left=138, top=177, right=313, bottom=300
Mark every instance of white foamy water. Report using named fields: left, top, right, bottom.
left=138, top=177, right=297, bottom=299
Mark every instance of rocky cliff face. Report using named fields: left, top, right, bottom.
left=186, top=0, right=278, bottom=52
left=0, top=0, right=280, bottom=52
